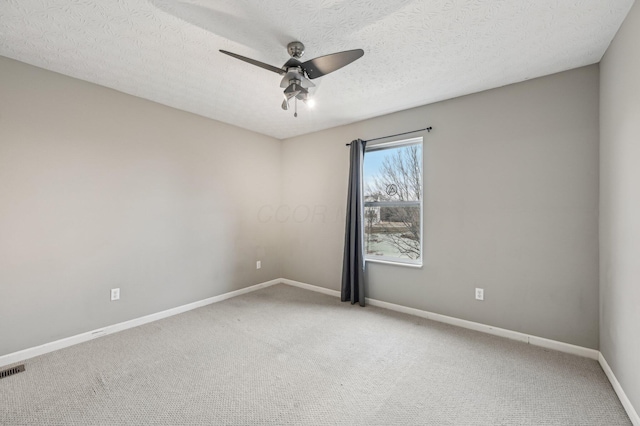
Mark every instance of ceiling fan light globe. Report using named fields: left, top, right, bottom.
left=284, top=90, right=298, bottom=100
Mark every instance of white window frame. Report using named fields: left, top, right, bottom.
left=363, top=136, right=423, bottom=267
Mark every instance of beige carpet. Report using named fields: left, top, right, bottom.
left=0, top=284, right=631, bottom=425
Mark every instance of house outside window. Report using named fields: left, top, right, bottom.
left=363, top=137, right=423, bottom=266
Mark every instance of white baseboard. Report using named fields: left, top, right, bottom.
left=1, top=277, right=600, bottom=364
left=367, top=297, right=599, bottom=359
left=281, top=278, right=341, bottom=298
left=281, top=279, right=599, bottom=360
left=0, top=279, right=282, bottom=368
left=599, top=353, right=640, bottom=425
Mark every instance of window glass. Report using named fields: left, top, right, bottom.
left=363, top=139, right=423, bottom=265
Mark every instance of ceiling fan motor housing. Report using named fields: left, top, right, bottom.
left=287, top=41, right=305, bottom=59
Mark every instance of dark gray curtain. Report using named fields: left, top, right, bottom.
left=341, top=139, right=366, bottom=306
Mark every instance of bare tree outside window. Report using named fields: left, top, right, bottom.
left=363, top=141, right=422, bottom=262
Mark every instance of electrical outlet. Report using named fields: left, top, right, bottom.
left=475, top=288, right=484, bottom=301
left=256, top=260, right=261, bottom=269
left=111, top=288, right=120, bottom=301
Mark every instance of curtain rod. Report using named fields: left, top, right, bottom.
left=345, top=126, right=432, bottom=146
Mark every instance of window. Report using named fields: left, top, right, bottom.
left=363, top=137, right=423, bottom=266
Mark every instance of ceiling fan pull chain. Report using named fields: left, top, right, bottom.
left=294, top=97, right=298, bottom=118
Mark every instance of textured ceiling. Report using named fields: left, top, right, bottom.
left=0, top=0, right=634, bottom=139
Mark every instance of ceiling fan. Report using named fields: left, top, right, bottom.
left=220, top=42, right=364, bottom=117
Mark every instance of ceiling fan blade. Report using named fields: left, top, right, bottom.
left=301, top=49, right=364, bottom=79
left=219, top=50, right=284, bottom=75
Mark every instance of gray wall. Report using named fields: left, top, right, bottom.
left=0, top=56, right=282, bottom=356
left=600, top=0, right=640, bottom=414
left=281, top=65, right=600, bottom=349
left=0, top=54, right=606, bottom=358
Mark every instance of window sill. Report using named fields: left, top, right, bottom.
left=365, top=258, right=423, bottom=268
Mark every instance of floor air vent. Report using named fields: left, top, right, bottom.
left=0, top=364, right=25, bottom=380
